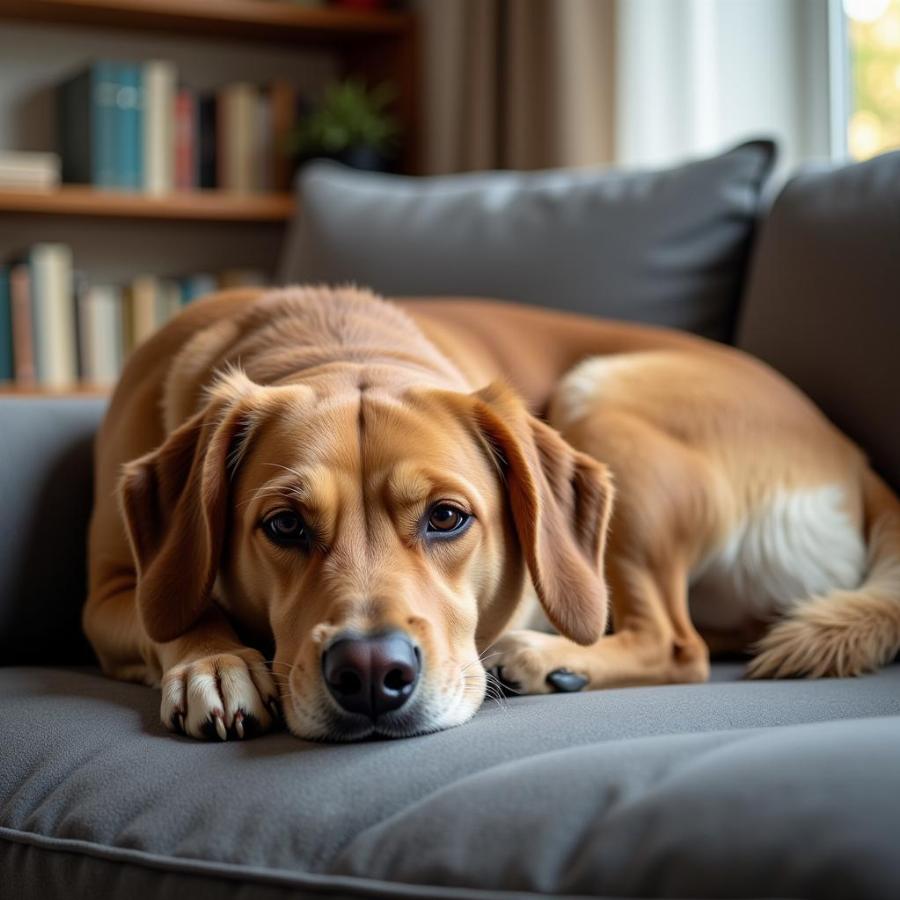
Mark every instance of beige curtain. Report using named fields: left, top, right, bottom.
left=419, top=0, right=616, bottom=173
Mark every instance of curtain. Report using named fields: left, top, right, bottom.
left=418, top=0, right=616, bottom=173
left=416, top=0, right=835, bottom=176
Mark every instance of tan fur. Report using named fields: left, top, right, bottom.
left=84, top=288, right=900, bottom=741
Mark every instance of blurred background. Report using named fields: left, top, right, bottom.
left=0, top=0, right=897, bottom=389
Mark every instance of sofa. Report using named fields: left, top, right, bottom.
left=2, top=142, right=899, bottom=900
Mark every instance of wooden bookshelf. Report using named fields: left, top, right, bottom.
left=0, top=186, right=296, bottom=222
left=0, top=0, right=412, bottom=45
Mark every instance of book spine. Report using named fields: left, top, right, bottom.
left=218, top=83, right=256, bottom=192
left=80, top=284, right=123, bottom=386
left=0, top=267, right=12, bottom=382
left=30, top=244, right=77, bottom=388
left=198, top=94, right=217, bottom=189
left=9, top=264, right=36, bottom=384
left=269, top=80, right=297, bottom=192
left=93, top=62, right=119, bottom=188
left=255, top=90, right=273, bottom=192
left=57, top=68, right=92, bottom=184
left=175, top=88, right=196, bottom=190
left=118, top=64, right=143, bottom=190
left=130, top=275, right=159, bottom=347
left=143, top=61, right=177, bottom=194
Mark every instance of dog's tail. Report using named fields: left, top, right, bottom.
left=747, top=468, right=900, bottom=678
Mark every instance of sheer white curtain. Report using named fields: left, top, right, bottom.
left=614, top=0, right=837, bottom=173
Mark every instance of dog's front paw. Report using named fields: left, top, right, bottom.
left=487, top=630, right=589, bottom=695
left=161, top=648, right=280, bottom=740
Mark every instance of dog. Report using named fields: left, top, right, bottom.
left=84, top=286, right=900, bottom=741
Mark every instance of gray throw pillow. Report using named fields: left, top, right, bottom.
left=736, top=150, right=900, bottom=489
left=278, top=140, right=775, bottom=341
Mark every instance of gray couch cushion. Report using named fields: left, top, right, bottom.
left=279, top=141, right=775, bottom=342
left=0, top=397, right=107, bottom=665
left=3, top=664, right=900, bottom=899
left=736, top=150, right=900, bottom=490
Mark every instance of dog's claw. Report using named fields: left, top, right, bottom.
left=214, top=714, right=227, bottom=741
left=546, top=669, right=588, bottom=693
left=234, top=712, right=245, bottom=739
left=176, top=713, right=185, bottom=734
left=268, top=699, right=281, bottom=721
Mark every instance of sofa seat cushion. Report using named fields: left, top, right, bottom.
left=3, top=664, right=900, bottom=899
left=279, top=141, right=775, bottom=342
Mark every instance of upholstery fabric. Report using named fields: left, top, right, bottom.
left=2, top=665, right=900, bottom=900
left=736, top=150, right=900, bottom=490
left=0, top=397, right=106, bottom=665
left=278, top=141, right=775, bottom=342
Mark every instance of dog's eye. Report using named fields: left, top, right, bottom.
left=426, top=503, right=470, bottom=537
left=263, top=511, right=309, bottom=547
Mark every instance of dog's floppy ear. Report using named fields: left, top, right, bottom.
left=470, top=383, right=614, bottom=645
left=118, top=369, right=261, bottom=643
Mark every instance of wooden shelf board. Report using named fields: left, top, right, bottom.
left=0, top=384, right=110, bottom=396
left=0, top=0, right=411, bottom=44
left=0, top=186, right=296, bottom=222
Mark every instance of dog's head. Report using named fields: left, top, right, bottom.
left=119, top=369, right=614, bottom=740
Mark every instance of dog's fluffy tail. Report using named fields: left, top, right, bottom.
left=747, top=469, right=900, bottom=678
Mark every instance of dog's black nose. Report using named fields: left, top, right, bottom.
left=322, top=632, right=420, bottom=718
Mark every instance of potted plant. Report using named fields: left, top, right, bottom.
left=288, top=79, right=400, bottom=172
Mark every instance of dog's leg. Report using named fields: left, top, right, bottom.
left=84, top=578, right=278, bottom=740
left=490, top=554, right=709, bottom=693
left=489, top=392, right=718, bottom=694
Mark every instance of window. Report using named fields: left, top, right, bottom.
left=843, top=0, right=900, bottom=159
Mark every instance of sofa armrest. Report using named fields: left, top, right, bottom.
left=0, top=397, right=106, bottom=665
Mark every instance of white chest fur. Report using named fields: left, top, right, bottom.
left=689, top=484, right=867, bottom=630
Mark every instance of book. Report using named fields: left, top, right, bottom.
left=0, top=152, right=61, bottom=190
left=197, top=94, right=218, bottom=189
left=269, top=81, right=297, bottom=191
left=180, top=273, right=217, bottom=303
left=0, top=267, right=12, bottom=382
left=143, top=60, right=176, bottom=195
left=175, top=88, right=197, bottom=191
left=255, top=90, right=273, bottom=192
left=57, top=62, right=119, bottom=187
left=29, top=244, right=77, bottom=388
left=128, top=274, right=160, bottom=350
left=117, top=63, right=144, bottom=190
left=9, top=263, right=35, bottom=384
left=218, top=83, right=257, bottom=192
left=78, top=284, right=123, bottom=386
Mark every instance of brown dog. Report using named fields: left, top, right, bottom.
left=84, top=286, right=900, bottom=741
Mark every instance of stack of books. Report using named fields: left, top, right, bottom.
left=57, top=61, right=301, bottom=194
left=0, top=247, right=267, bottom=389
left=0, top=152, right=61, bottom=190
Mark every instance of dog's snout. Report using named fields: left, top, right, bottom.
left=322, top=632, right=420, bottom=718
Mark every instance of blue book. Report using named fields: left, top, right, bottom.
left=57, top=61, right=119, bottom=187
left=117, top=63, right=144, bottom=190
left=0, top=266, right=12, bottom=382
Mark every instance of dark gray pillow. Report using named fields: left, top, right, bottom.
left=736, top=151, right=900, bottom=489
left=279, top=141, right=775, bottom=341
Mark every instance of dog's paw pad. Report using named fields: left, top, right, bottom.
left=546, top=669, right=588, bottom=692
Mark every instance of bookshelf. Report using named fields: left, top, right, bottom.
left=0, top=0, right=420, bottom=394
left=0, top=186, right=295, bottom=222
left=0, top=0, right=413, bottom=43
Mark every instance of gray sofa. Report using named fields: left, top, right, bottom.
left=2, top=144, right=899, bottom=899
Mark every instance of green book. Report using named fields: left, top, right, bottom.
left=57, top=61, right=119, bottom=187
